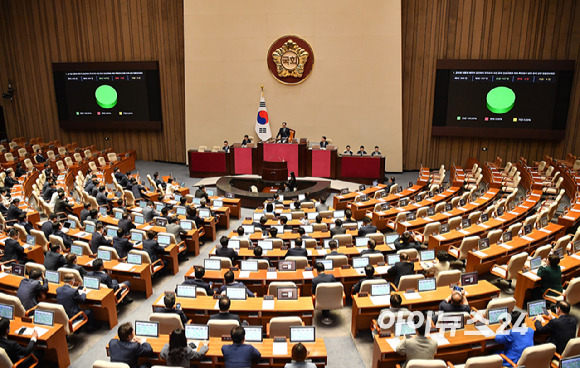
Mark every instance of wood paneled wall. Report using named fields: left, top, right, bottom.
left=0, top=0, right=185, bottom=163
left=402, top=0, right=580, bottom=170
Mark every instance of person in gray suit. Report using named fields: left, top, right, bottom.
left=329, top=219, right=346, bottom=237
left=396, top=314, right=437, bottom=368
left=17, top=269, right=48, bottom=310
left=142, top=201, right=157, bottom=223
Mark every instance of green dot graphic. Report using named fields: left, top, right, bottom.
left=95, top=85, right=118, bottom=109
left=487, top=86, right=515, bottom=114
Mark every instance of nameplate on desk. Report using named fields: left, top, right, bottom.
left=262, top=299, right=275, bottom=310
left=524, top=271, right=541, bottom=281
left=480, top=224, right=489, bottom=229
left=404, top=292, right=421, bottom=300
left=433, top=235, right=445, bottom=241
left=508, top=211, right=518, bottom=215
left=571, top=254, right=580, bottom=260
left=539, top=228, right=551, bottom=233
left=394, top=193, right=402, bottom=197
left=498, top=243, right=513, bottom=250
left=423, top=217, right=433, bottom=222
left=570, top=209, right=580, bottom=213
left=238, top=271, right=250, bottom=278
left=267, top=272, right=277, bottom=280
left=370, top=295, right=390, bottom=306
left=521, top=236, right=534, bottom=242
left=442, top=212, right=452, bottom=216
left=412, top=203, right=421, bottom=207
left=458, top=229, right=470, bottom=235
left=530, top=193, right=540, bottom=197
left=302, top=271, right=314, bottom=279
left=426, top=198, right=435, bottom=202
left=497, top=217, right=506, bottom=222
left=317, top=249, right=327, bottom=256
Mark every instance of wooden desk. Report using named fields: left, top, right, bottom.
left=332, top=184, right=388, bottom=210
left=514, top=252, right=580, bottom=308
left=0, top=272, right=118, bottom=328
left=212, top=196, right=241, bottom=218
left=465, top=223, right=565, bottom=274
left=0, top=235, right=44, bottom=264
left=9, top=317, right=70, bottom=368
left=152, top=295, right=315, bottom=329
left=351, top=281, right=500, bottom=337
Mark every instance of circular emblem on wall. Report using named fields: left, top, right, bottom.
left=267, top=35, right=314, bottom=85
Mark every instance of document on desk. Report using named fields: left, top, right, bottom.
left=0, top=272, right=8, bottom=279
left=571, top=254, right=580, bottom=260
left=267, top=272, right=277, bottom=280
left=317, top=249, right=327, bottom=256
left=498, top=243, right=513, bottom=250
left=238, top=271, right=250, bottom=279
left=458, top=229, right=470, bottom=235
left=475, top=324, right=495, bottom=337
left=521, top=236, right=534, bottom=241
left=214, top=300, right=220, bottom=310
left=400, top=221, right=411, bottom=227
left=370, top=295, right=390, bottom=306
left=423, top=217, right=433, bottom=222
left=20, top=326, right=49, bottom=338
left=430, top=333, right=450, bottom=346
left=302, top=271, right=314, bottom=279
left=523, top=271, right=541, bottom=281
left=404, top=292, right=421, bottom=300
left=307, top=250, right=312, bottom=256
left=386, top=337, right=402, bottom=351
left=473, top=251, right=487, bottom=258
left=433, top=235, right=445, bottom=241
left=480, top=224, right=489, bottom=229
left=142, top=225, right=153, bottom=230
left=262, top=300, right=275, bottom=310
left=75, top=231, right=89, bottom=238
left=113, top=263, right=134, bottom=271
left=272, top=341, right=288, bottom=355
left=508, top=211, right=519, bottom=215
left=563, top=216, right=576, bottom=220
left=539, top=228, right=551, bottom=233
left=375, top=266, right=390, bottom=274
left=442, top=212, right=452, bottom=216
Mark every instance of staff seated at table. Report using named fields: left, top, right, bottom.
left=342, top=145, right=354, bottom=156
left=533, top=300, right=577, bottom=355
left=209, top=296, right=241, bottom=324
left=222, top=140, right=230, bottom=153
left=394, top=231, right=422, bottom=251
left=182, top=265, right=213, bottom=295
left=356, top=146, right=367, bottom=156
left=319, top=136, right=328, bottom=149
left=371, top=146, right=382, bottom=157
left=352, top=265, right=380, bottom=295
left=276, top=122, right=291, bottom=143
left=495, top=310, right=534, bottom=366
left=241, top=135, right=251, bottom=147
left=395, top=313, right=437, bottom=368
left=219, top=271, right=255, bottom=297
left=222, top=326, right=261, bottom=368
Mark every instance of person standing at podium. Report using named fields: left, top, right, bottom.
left=320, top=136, right=328, bottom=148
left=222, top=141, right=230, bottom=153
left=276, top=122, right=291, bottom=143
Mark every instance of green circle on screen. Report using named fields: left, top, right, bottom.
left=486, top=86, right=515, bottom=114
left=95, top=85, right=118, bottom=109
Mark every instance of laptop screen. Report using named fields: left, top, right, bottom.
left=85, top=223, right=95, bottom=234
left=371, top=283, right=390, bottom=296
left=206, top=189, right=215, bottom=196
left=420, top=250, right=435, bottom=261
left=437, top=313, right=465, bottom=330
left=45, top=270, right=60, bottom=284
left=301, top=225, right=313, bottom=233
left=176, top=206, right=187, bottom=216
left=244, top=326, right=263, bottom=342
left=488, top=307, right=508, bottom=325
left=502, top=232, right=512, bottom=242
left=11, top=264, right=24, bottom=277
left=530, top=256, right=542, bottom=270
left=131, top=231, right=143, bottom=242
left=560, top=355, right=580, bottom=368
left=212, top=200, right=223, bottom=208
left=523, top=224, right=532, bottom=235
left=527, top=300, right=546, bottom=317
left=185, top=324, right=209, bottom=340
left=0, top=304, right=14, bottom=320
left=26, top=235, right=35, bottom=246
left=139, top=201, right=147, bottom=208
left=242, top=225, right=255, bottom=234
left=333, top=210, right=345, bottom=218
left=258, top=240, right=273, bottom=250
left=97, top=249, right=111, bottom=261
left=385, top=235, right=398, bottom=244
left=387, top=254, right=400, bottom=265
left=439, top=223, right=450, bottom=234
left=192, top=197, right=201, bottom=205
left=198, top=209, right=210, bottom=218
left=307, top=212, right=318, bottom=220
left=478, top=238, right=490, bottom=250
left=278, top=260, right=296, bottom=272
left=290, top=326, right=315, bottom=342
left=83, top=276, right=100, bottom=290
left=226, top=286, right=247, bottom=300
left=395, top=322, right=416, bottom=337
left=106, top=227, right=118, bottom=238
left=277, top=287, right=298, bottom=300
left=240, top=260, right=258, bottom=272
left=176, top=285, right=197, bottom=298
left=135, top=321, right=159, bottom=338
left=133, top=213, right=144, bottom=225
left=70, top=245, right=83, bottom=256
left=271, top=225, right=284, bottom=234
left=319, top=259, right=333, bottom=271
left=127, top=253, right=142, bottom=265
left=158, top=234, right=171, bottom=246
left=298, top=194, right=306, bottom=201
left=461, top=272, right=478, bottom=286
left=155, top=202, right=165, bottom=212
left=355, top=237, right=368, bottom=247
left=155, top=218, right=168, bottom=227
left=352, top=257, right=370, bottom=269
left=418, top=278, right=436, bottom=292
left=99, top=207, right=108, bottom=216
left=114, top=211, right=123, bottom=220
left=204, top=259, right=221, bottom=271
left=34, top=310, right=54, bottom=327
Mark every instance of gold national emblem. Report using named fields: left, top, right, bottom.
left=272, top=39, right=309, bottom=78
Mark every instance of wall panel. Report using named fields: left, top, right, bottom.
left=402, top=0, right=580, bottom=170
left=0, top=0, right=185, bottom=162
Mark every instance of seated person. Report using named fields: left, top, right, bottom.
left=344, top=208, right=356, bottom=224
left=423, top=251, right=450, bottom=277
left=279, top=216, right=293, bottom=230
left=160, top=328, right=209, bottom=367
left=360, top=238, right=380, bottom=255
left=54, top=191, right=74, bottom=215
left=312, top=262, right=336, bottom=294
left=117, top=212, right=136, bottom=235
left=182, top=265, right=213, bottom=295
left=496, top=310, right=534, bottom=366
left=56, top=273, right=97, bottom=331
left=248, top=246, right=272, bottom=267
left=268, top=227, right=279, bottom=239
left=17, top=213, right=33, bottom=234
left=166, top=216, right=186, bottom=243
left=44, top=243, right=66, bottom=271
left=109, top=322, right=153, bottom=368
left=186, top=206, right=204, bottom=229
left=113, top=229, right=133, bottom=259
left=52, top=221, right=73, bottom=249
left=241, top=135, right=251, bottom=147
left=358, top=217, right=378, bottom=237
left=215, top=236, right=237, bottom=261
left=536, top=254, right=563, bottom=299
left=143, top=201, right=158, bottom=223
left=254, top=216, right=269, bottom=233
left=319, top=136, right=328, bottom=149
left=356, top=145, right=367, bottom=156
left=285, top=342, right=317, bottom=368
left=342, top=145, right=354, bottom=156
left=222, top=326, right=261, bottom=368
left=154, top=293, right=187, bottom=325
left=6, top=198, right=23, bottom=221
left=90, top=222, right=112, bottom=254
left=231, top=226, right=248, bottom=241
left=87, top=259, right=132, bottom=302
left=2, top=228, right=28, bottom=264
left=297, top=227, right=310, bottom=239
left=533, top=300, right=577, bottom=355
left=219, top=270, right=255, bottom=297
left=325, top=240, right=344, bottom=258
left=153, top=172, right=167, bottom=190
left=17, top=268, right=48, bottom=310
left=351, top=265, right=379, bottom=294
left=276, top=122, right=291, bottom=143
left=394, top=231, right=422, bottom=251
left=34, top=149, right=46, bottom=163
left=0, top=317, right=41, bottom=365
left=377, top=295, right=409, bottom=330
left=330, top=219, right=346, bottom=236
left=371, top=146, right=382, bottom=157
left=286, top=237, right=307, bottom=257
left=65, top=253, right=87, bottom=278
left=387, top=252, right=415, bottom=287
left=396, top=314, right=437, bottom=368
left=143, top=230, right=167, bottom=266
left=439, top=289, right=470, bottom=313
left=386, top=176, right=396, bottom=192
left=209, top=296, right=241, bottom=324
left=222, top=141, right=230, bottom=153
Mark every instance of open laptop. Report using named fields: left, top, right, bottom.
left=527, top=300, right=547, bottom=317
left=133, top=213, right=145, bottom=225
left=385, top=235, right=399, bottom=244
left=355, top=237, right=368, bottom=247
left=289, top=326, right=315, bottom=343
left=45, top=270, right=60, bottom=284
left=135, top=321, right=159, bottom=338
left=319, top=259, right=333, bottom=271
left=127, top=253, right=142, bottom=265
left=180, top=220, right=193, bottom=231
left=333, top=210, right=345, bottom=218
left=352, top=257, right=370, bottom=273
left=176, top=284, right=197, bottom=298
left=487, top=307, right=508, bottom=325
left=204, top=259, right=221, bottom=271
left=481, top=213, right=489, bottom=222
left=185, top=324, right=209, bottom=341
left=198, top=209, right=210, bottom=218
left=175, top=206, right=187, bottom=216
left=34, top=309, right=54, bottom=327
left=420, top=250, right=435, bottom=262
left=244, top=326, right=263, bottom=342
left=26, top=235, right=35, bottom=247
left=99, top=206, right=108, bottom=216
left=460, top=272, right=478, bottom=286
left=418, top=278, right=437, bottom=292
left=212, top=199, right=223, bottom=209
left=530, top=256, right=542, bottom=271
left=278, top=260, right=296, bottom=272
left=226, top=286, right=247, bottom=300
left=258, top=240, right=273, bottom=250
left=0, top=304, right=14, bottom=320
left=83, top=276, right=100, bottom=290
left=502, top=232, right=512, bottom=242
left=436, top=313, right=465, bottom=330
left=560, top=355, right=580, bottom=368
left=131, top=231, right=144, bottom=244
left=70, top=244, right=83, bottom=256
left=242, top=225, right=255, bottom=234
left=461, top=218, right=471, bottom=228
left=106, top=227, right=118, bottom=238
left=439, top=223, right=450, bottom=234
left=371, top=283, right=390, bottom=296
left=155, top=218, right=168, bottom=227
left=240, top=260, right=258, bottom=272
left=478, top=238, right=490, bottom=251
left=395, top=322, right=416, bottom=337
left=253, top=213, right=262, bottom=221
left=387, top=254, right=400, bottom=266
left=158, top=234, right=171, bottom=247
left=11, top=264, right=24, bottom=277
left=277, top=287, right=298, bottom=300
left=114, top=211, right=123, bottom=220
left=301, top=225, right=313, bottom=233
left=523, top=224, right=533, bottom=235
left=97, top=249, right=112, bottom=261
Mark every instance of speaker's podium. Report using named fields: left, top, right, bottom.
left=261, top=161, right=288, bottom=182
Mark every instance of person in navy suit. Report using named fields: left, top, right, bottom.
left=34, top=149, right=46, bottom=163
left=319, top=136, right=328, bottom=148
left=143, top=230, right=166, bottom=264
left=87, top=259, right=131, bottom=300
left=209, top=296, right=241, bottom=324
left=90, top=222, right=112, bottom=253
left=56, top=273, right=97, bottom=331
left=65, top=253, right=87, bottom=278
left=108, top=322, right=153, bottom=368
left=41, top=214, right=58, bottom=239
left=219, top=271, right=254, bottom=297
left=222, top=326, right=261, bottom=368
left=2, top=229, right=27, bottom=264
left=276, top=122, right=291, bottom=143
left=154, top=293, right=187, bottom=325
left=215, top=236, right=237, bottom=261
left=285, top=237, right=308, bottom=257
left=6, top=198, right=23, bottom=221
left=44, top=243, right=66, bottom=271
left=17, top=269, right=48, bottom=310
left=312, top=262, right=337, bottom=294
left=325, top=240, right=344, bottom=258
left=113, top=229, right=133, bottom=259
left=181, top=266, right=213, bottom=295
left=358, top=217, right=378, bottom=237
left=0, top=318, right=41, bottom=365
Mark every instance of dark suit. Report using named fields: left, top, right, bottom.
left=43, top=187, right=56, bottom=201
left=56, top=283, right=95, bottom=328
left=387, top=261, right=415, bottom=287
left=90, top=231, right=112, bottom=253
left=0, top=336, right=37, bottom=364
left=6, top=204, right=22, bottom=221
left=18, top=220, right=33, bottom=234
left=394, top=238, right=422, bottom=251
left=222, top=343, right=261, bottom=368
left=115, top=172, right=129, bottom=187
left=113, top=236, right=133, bottom=258
left=438, top=300, right=471, bottom=313
left=182, top=278, right=213, bottom=295
left=209, top=311, right=241, bottom=324
left=87, top=270, right=128, bottom=291
left=320, top=141, right=328, bottom=148
left=223, top=145, right=230, bottom=153
left=34, top=154, right=46, bottom=163
left=154, top=306, right=188, bottom=325
left=108, top=339, right=153, bottom=368
left=131, top=184, right=145, bottom=200
left=2, top=238, right=27, bottom=263
left=118, top=218, right=136, bottom=234
left=534, top=314, right=577, bottom=354
left=219, top=281, right=254, bottom=297
left=359, top=249, right=381, bottom=256
left=53, top=230, right=72, bottom=249
left=285, top=247, right=308, bottom=257
left=352, top=276, right=381, bottom=295
left=80, top=209, right=90, bottom=225
left=142, top=239, right=164, bottom=262
left=4, top=176, right=18, bottom=189
left=330, top=227, right=347, bottom=237
left=17, top=278, right=48, bottom=310
left=356, top=150, right=368, bottom=156
left=67, top=263, right=87, bottom=278
left=276, top=127, right=290, bottom=140
left=241, top=139, right=250, bottom=147
left=325, top=250, right=345, bottom=258
left=359, top=225, right=378, bottom=237
left=44, top=251, right=66, bottom=271
left=96, top=192, right=110, bottom=206
left=54, top=198, right=73, bottom=214
left=41, top=220, right=55, bottom=239
left=215, top=246, right=237, bottom=261
left=312, top=273, right=336, bottom=294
